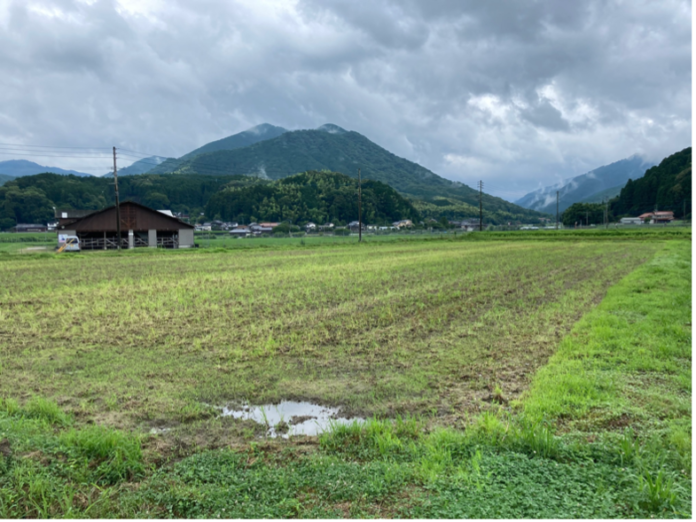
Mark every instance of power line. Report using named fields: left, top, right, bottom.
left=0, top=149, right=112, bottom=159
left=0, top=142, right=110, bottom=150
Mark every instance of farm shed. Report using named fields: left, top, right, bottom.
left=13, top=224, right=48, bottom=233
left=57, top=201, right=195, bottom=249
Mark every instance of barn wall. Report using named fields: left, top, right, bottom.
left=179, top=229, right=194, bottom=248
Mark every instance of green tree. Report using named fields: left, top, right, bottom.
left=611, top=148, right=691, bottom=217
left=562, top=203, right=606, bottom=227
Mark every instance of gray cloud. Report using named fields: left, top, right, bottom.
left=0, top=0, right=690, bottom=200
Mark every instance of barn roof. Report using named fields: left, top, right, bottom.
left=59, top=201, right=194, bottom=232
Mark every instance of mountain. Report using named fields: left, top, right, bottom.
left=0, top=159, right=94, bottom=178
left=145, top=123, right=288, bottom=175
left=577, top=184, right=625, bottom=205
left=181, top=123, right=288, bottom=160
left=0, top=173, right=15, bottom=186
left=104, top=156, right=168, bottom=177
left=206, top=170, right=420, bottom=225
left=164, top=125, right=543, bottom=224
left=515, top=155, right=654, bottom=214
left=611, top=147, right=691, bottom=218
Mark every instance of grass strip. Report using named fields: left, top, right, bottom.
left=522, top=241, right=691, bottom=447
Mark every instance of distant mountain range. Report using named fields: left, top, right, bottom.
left=515, top=156, right=655, bottom=214
left=0, top=159, right=94, bottom=178
left=104, top=156, right=168, bottom=177
left=142, top=123, right=542, bottom=223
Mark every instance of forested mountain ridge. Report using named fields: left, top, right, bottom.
left=145, top=123, right=288, bottom=175
left=181, top=123, right=288, bottom=161
left=515, top=155, right=654, bottom=214
left=610, top=147, right=691, bottom=217
left=166, top=126, right=543, bottom=223
left=0, top=170, right=419, bottom=229
left=205, top=170, right=420, bottom=225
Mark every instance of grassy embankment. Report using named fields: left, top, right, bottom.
left=0, top=234, right=690, bottom=517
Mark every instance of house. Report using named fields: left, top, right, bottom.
left=319, top=223, right=334, bottom=230
left=620, top=217, right=643, bottom=225
left=13, top=224, right=48, bottom=233
left=347, top=221, right=365, bottom=231
left=230, top=225, right=250, bottom=237
left=305, top=222, right=317, bottom=231
left=250, top=222, right=279, bottom=234
left=56, top=201, right=195, bottom=249
left=55, top=209, right=95, bottom=228
left=451, top=219, right=479, bottom=232
left=392, top=219, right=413, bottom=228
left=637, top=211, right=675, bottom=224
left=652, top=211, right=675, bottom=223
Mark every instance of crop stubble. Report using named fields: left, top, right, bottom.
left=0, top=240, right=658, bottom=435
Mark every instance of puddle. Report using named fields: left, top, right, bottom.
left=149, top=427, right=172, bottom=435
left=221, top=401, right=363, bottom=438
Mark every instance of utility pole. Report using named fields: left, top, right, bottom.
left=478, top=180, right=484, bottom=231
left=556, top=190, right=561, bottom=230
left=604, top=199, right=609, bottom=229
left=113, top=147, right=121, bottom=251
left=357, top=168, right=362, bottom=243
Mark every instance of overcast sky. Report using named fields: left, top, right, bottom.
left=0, top=0, right=691, bottom=200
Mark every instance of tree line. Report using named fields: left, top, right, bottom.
left=205, top=170, right=421, bottom=225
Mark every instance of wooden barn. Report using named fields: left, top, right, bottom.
left=57, top=202, right=195, bottom=249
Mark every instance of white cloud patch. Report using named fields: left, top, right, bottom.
left=0, top=0, right=690, bottom=198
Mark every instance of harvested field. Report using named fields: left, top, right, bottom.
left=0, top=235, right=690, bottom=518
left=0, top=239, right=658, bottom=431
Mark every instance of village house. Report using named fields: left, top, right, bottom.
left=249, top=222, right=279, bottom=235
left=347, top=221, right=366, bottom=231
left=392, top=219, right=413, bottom=228
left=229, top=225, right=250, bottom=237
left=638, top=211, right=675, bottom=224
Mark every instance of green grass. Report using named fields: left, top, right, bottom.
left=0, top=233, right=690, bottom=517
left=523, top=242, right=691, bottom=432
left=0, top=232, right=55, bottom=254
